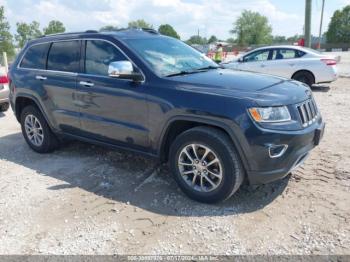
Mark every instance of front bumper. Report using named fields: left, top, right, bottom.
left=245, top=120, right=325, bottom=185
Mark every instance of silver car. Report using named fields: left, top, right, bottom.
left=223, top=45, right=338, bottom=87
left=0, top=67, right=9, bottom=112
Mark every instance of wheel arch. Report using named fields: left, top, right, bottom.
left=158, top=116, right=250, bottom=171
left=291, top=69, right=315, bottom=84
left=14, top=94, right=54, bottom=130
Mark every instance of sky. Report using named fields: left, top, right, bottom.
left=1, top=0, right=349, bottom=40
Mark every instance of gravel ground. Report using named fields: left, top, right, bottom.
left=0, top=72, right=349, bottom=255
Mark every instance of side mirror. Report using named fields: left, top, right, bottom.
left=108, top=61, right=143, bottom=82
left=238, top=57, right=243, bottom=63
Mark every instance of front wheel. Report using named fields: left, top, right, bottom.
left=169, top=126, right=244, bottom=203
left=0, top=102, right=9, bottom=112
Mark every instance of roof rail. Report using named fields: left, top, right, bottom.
left=39, top=30, right=99, bottom=38
left=126, top=27, right=159, bottom=34
left=141, top=28, right=159, bottom=34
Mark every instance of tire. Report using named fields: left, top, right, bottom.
left=0, top=102, right=9, bottom=112
left=20, top=105, right=59, bottom=153
left=169, top=126, right=244, bottom=203
left=292, top=71, right=315, bottom=87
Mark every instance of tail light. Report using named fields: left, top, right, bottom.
left=0, top=75, right=8, bottom=84
left=321, top=59, right=337, bottom=66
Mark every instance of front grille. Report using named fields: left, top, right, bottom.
left=297, top=99, right=318, bottom=127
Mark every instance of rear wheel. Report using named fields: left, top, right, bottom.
left=292, top=71, right=315, bottom=87
left=169, top=126, right=244, bottom=203
left=20, top=105, right=58, bottom=153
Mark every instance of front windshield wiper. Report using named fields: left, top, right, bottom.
left=165, top=66, right=221, bottom=77
left=194, top=65, right=221, bottom=71
left=165, top=70, right=201, bottom=77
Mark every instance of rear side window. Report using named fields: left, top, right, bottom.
left=272, top=49, right=306, bottom=60
left=85, top=40, right=127, bottom=76
left=47, top=41, right=80, bottom=72
left=20, top=43, right=50, bottom=69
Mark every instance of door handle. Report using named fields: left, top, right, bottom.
left=260, top=64, right=266, bottom=68
left=79, top=81, right=94, bottom=87
left=35, top=75, right=47, bottom=80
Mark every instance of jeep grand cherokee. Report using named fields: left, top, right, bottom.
left=8, top=29, right=325, bottom=203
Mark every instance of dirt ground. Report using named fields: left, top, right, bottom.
left=0, top=78, right=349, bottom=255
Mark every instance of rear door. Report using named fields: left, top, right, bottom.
left=44, top=40, right=81, bottom=133
left=267, top=48, right=306, bottom=78
left=76, top=39, right=149, bottom=150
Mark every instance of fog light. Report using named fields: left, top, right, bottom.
left=268, top=144, right=288, bottom=158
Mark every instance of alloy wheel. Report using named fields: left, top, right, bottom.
left=24, top=114, right=44, bottom=147
left=178, top=143, right=223, bottom=192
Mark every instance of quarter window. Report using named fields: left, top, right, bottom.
left=20, top=43, right=50, bottom=69
left=47, top=41, right=80, bottom=72
left=85, top=40, right=127, bottom=76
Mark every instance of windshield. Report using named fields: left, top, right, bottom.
left=125, top=37, right=218, bottom=77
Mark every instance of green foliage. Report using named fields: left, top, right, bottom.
left=16, top=21, right=42, bottom=48
left=0, top=6, right=15, bottom=58
left=99, top=25, right=119, bottom=32
left=272, top=35, right=287, bottom=43
left=43, top=20, right=65, bottom=35
left=207, top=35, right=218, bottom=44
left=158, top=24, right=180, bottom=39
left=226, top=37, right=236, bottom=44
left=231, top=10, right=272, bottom=45
left=128, top=19, right=153, bottom=29
left=186, top=35, right=207, bottom=45
left=326, top=5, right=350, bottom=43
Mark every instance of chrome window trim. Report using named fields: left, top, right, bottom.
left=17, top=38, right=146, bottom=83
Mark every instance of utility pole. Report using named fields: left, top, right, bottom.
left=305, top=0, right=312, bottom=47
left=318, top=0, right=325, bottom=49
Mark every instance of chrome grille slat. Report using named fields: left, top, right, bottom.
left=297, top=98, right=318, bottom=127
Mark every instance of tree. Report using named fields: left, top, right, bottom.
left=43, top=20, right=65, bottom=35
left=99, top=25, right=119, bottom=32
left=186, top=35, right=207, bottom=45
left=158, top=24, right=180, bottom=39
left=326, top=5, right=350, bottom=43
left=0, top=6, right=15, bottom=58
left=15, top=21, right=42, bottom=48
left=230, top=10, right=272, bottom=45
left=128, top=19, right=153, bottom=29
left=272, top=35, right=287, bottom=44
left=207, top=35, right=218, bottom=44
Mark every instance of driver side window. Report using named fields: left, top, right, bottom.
left=244, top=50, right=270, bottom=62
left=85, top=40, right=128, bottom=76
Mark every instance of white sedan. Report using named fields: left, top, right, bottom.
left=223, top=45, right=338, bottom=87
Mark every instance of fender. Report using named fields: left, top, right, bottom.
left=14, top=92, right=58, bottom=132
left=157, top=115, right=251, bottom=172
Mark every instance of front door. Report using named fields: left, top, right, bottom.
left=238, top=49, right=271, bottom=74
left=76, top=39, right=149, bottom=150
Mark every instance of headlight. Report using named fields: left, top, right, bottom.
left=249, top=106, right=291, bottom=123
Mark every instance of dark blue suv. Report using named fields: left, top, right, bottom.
left=9, top=29, right=325, bottom=203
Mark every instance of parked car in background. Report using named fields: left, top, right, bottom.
left=223, top=45, right=338, bottom=87
left=9, top=30, right=325, bottom=203
left=0, top=67, right=9, bottom=112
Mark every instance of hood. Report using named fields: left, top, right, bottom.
left=168, top=69, right=311, bottom=106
